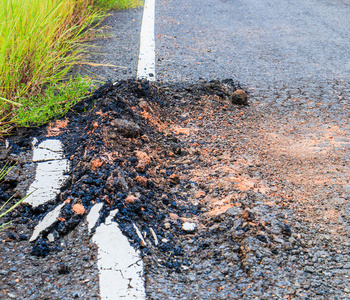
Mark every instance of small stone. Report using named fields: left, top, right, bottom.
left=164, top=222, right=171, bottom=229
left=344, top=288, right=350, bottom=293
left=139, top=100, right=153, bottom=113
left=57, top=262, right=70, bottom=275
left=231, top=89, right=248, bottom=105
left=136, top=151, right=150, bottom=172
left=169, top=213, right=179, bottom=220
left=72, top=203, right=85, bottom=215
left=282, top=224, right=292, bottom=236
left=141, top=134, right=150, bottom=143
left=9, top=267, right=17, bottom=272
left=168, top=173, right=180, bottom=185
left=182, top=222, right=196, bottom=232
left=273, top=236, right=285, bottom=244
left=110, top=119, right=141, bottom=138
left=18, top=234, right=29, bottom=241
left=194, top=190, right=206, bottom=198
left=125, top=195, right=138, bottom=204
left=8, top=233, right=16, bottom=240
left=189, top=275, right=197, bottom=281
left=47, top=233, right=55, bottom=242
left=135, top=175, right=148, bottom=187
left=304, top=266, right=315, bottom=273
left=90, top=158, right=104, bottom=171
left=226, top=207, right=243, bottom=217
left=7, top=293, right=16, bottom=299
left=31, top=238, right=50, bottom=257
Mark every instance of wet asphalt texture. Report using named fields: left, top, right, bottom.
left=1, top=0, right=350, bottom=299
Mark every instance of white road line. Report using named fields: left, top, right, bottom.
left=25, top=137, right=146, bottom=298
left=86, top=203, right=104, bottom=233
left=24, top=139, right=69, bottom=207
left=29, top=202, right=66, bottom=242
left=137, top=0, right=156, bottom=81
left=92, top=210, right=145, bottom=300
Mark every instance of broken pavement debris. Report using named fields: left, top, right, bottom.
left=29, top=202, right=66, bottom=242
left=231, top=89, right=248, bottom=106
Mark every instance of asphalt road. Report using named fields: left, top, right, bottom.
left=155, top=0, right=350, bottom=84
left=154, top=0, right=350, bottom=140
left=88, top=0, right=350, bottom=122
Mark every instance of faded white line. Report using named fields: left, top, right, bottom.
left=26, top=139, right=146, bottom=298
left=24, top=139, right=69, bottom=207
left=86, top=202, right=104, bottom=233
left=92, top=210, right=145, bottom=299
left=137, top=0, right=156, bottom=81
left=30, top=202, right=66, bottom=242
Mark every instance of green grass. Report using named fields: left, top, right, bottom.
left=0, top=163, right=25, bottom=231
left=95, top=0, right=140, bottom=10
left=0, top=0, right=141, bottom=134
left=14, top=75, right=93, bottom=127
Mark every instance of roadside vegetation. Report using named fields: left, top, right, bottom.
left=0, top=163, right=23, bottom=230
left=0, top=0, right=141, bottom=134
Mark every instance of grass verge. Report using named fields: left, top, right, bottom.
left=0, top=0, right=141, bottom=134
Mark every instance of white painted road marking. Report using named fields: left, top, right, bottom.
left=25, top=139, right=69, bottom=207
left=86, top=202, right=104, bottom=233
left=25, top=138, right=146, bottom=298
left=92, top=209, right=145, bottom=299
left=137, top=0, right=156, bottom=81
left=29, top=202, right=66, bottom=242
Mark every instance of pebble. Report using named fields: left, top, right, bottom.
left=231, top=89, right=248, bottom=105
left=288, top=237, right=296, bottom=243
left=7, top=293, right=16, bottom=299
left=47, top=233, right=55, bottom=242
left=72, top=203, right=86, bottom=215
left=274, top=236, right=285, bottom=244
left=57, top=263, right=70, bottom=275
left=304, top=266, right=315, bottom=273
left=18, top=234, right=29, bottom=241
left=182, top=222, right=196, bottom=232
left=226, top=207, right=243, bottom=217
left=0, top=270, right=9, bottom=276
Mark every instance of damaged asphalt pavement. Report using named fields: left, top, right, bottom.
left=1, top=0, right=350, bottom=299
